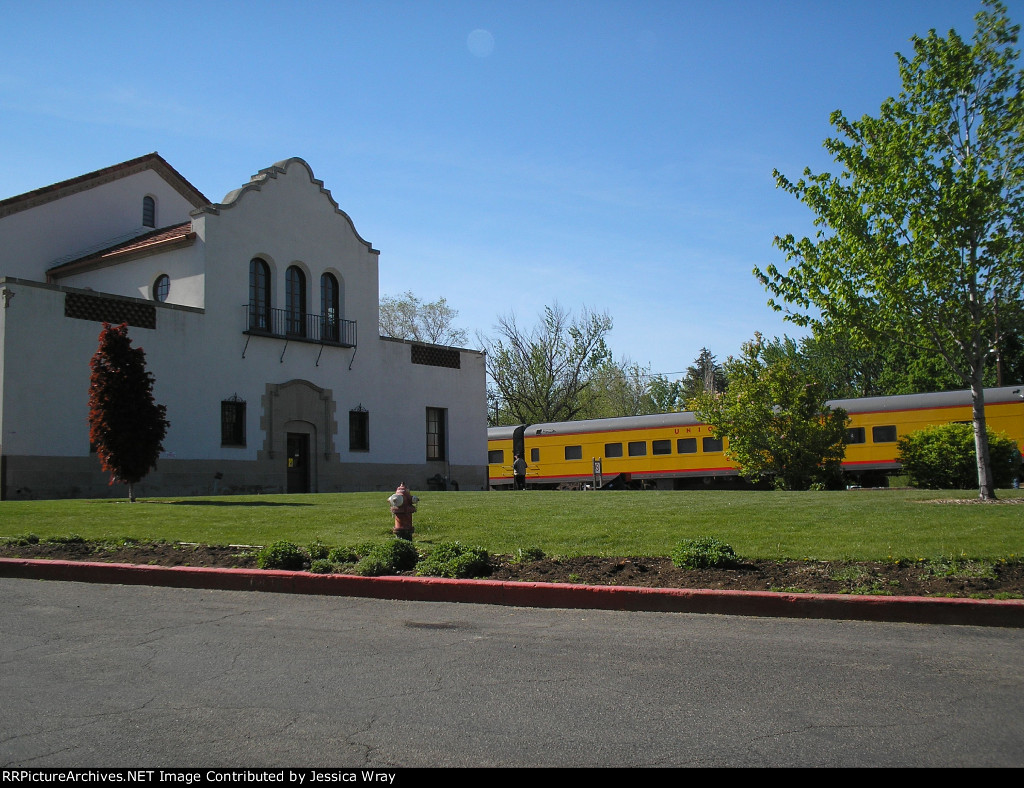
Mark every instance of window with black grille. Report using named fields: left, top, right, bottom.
left=426, top=407, right=447, bottom=460
left=221, top=396, right=246, bottom=447
left=349, top=408, right=369, bottom=451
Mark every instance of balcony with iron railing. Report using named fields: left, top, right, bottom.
left=244, top=304, right=357, bottom=348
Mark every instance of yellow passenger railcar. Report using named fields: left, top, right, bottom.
left=487, top=386, right=1024, bottom=489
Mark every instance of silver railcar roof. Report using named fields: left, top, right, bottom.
left=487, top=425, right=521, bottom=441
left=486, top=386, right=1024, bottom=441
left=828, top=385, right=1023, bottom=414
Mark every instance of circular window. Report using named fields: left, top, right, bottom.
left=153, top=274, right=170, bottom=302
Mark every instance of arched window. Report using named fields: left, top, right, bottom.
left=142, top=196, right=155, bottom=228
left=321, top=273, right=339, bottom=342
left=249, top=258, right=271, bottom=331
left=285, top=265, right=306, bottom=336
left=152, top=274, right=170, bottom=302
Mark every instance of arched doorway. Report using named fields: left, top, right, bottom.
left=259, top=380, right=338, bottom=493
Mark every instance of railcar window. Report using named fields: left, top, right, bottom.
left=702, top=437, right=724, bottom=453
left=872, top=425, right=897, bottom=443
left=488, top=450, right=504, bottom=464
left=677, top=438, right=697, bottom=454
left=565, top=445, right=583, bottom=460
left=652, top=439, right=672, bottom=455
left=628, top=441, right=647, bottom=457
left=530, top=448, right=539, bottom=462
left=605, top=442, right=623, bottom=458
left=846, top=427, right=866, bottom=444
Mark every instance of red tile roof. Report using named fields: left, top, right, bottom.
left=48, top=222, right=195, bottom=278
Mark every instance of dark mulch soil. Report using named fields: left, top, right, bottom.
left=489, top=555, right=1024, bottom=598
left=2, top=540, right=1023, bottom=599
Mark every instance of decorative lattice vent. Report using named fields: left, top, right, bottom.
left=411, top=344, right=460, bottom=369
left=65, top=292, right=156, bottom=329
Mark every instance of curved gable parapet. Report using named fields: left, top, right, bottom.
left=192, top=157, right=378, bottom=254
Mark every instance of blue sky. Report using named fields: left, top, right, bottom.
left=2, top=0, right=1014, bottom=379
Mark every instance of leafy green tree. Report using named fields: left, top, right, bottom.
left=379, top=291, right=469, bottom=346
left=778, top=330, right=886, bottom=400
left=689, top=334, right=848, bottom=490
left=757, top=2, right=1024, bottom=499
left=647, top=374, right=686, bottom=413
left=778, top=324, right=987, bottom=399
left=799, top=310, right=1024, bottom=399
left=88, top=323, right=169, bottom=502
left=994, top=295, right=1024, bottom=385
left=485, top=304, right=613, bottom=424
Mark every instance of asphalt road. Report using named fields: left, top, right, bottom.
left=2, top=578, right=1022, bottom=767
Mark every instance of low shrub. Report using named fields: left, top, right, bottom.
left=307, top=541, right=329, bottom=561
left=328, top=542, right=378, bottom=564
left=512, top=546, right=546, bottom=563
left=256, top=540, right=305, bottom=570
left=897, top=423, right=1021, bottom=489
left=353, top=553, right=392, bottom=577
left=308, top=558, right=335, bottom=574
left=670, top=537, right=737, bottom=569
left=353, top=539, right=420, bottom=577
left=5, top=534, right=40, bottom=546
left=328, top=546, right=359, bottom=564
left=416, top=541, right=490, bottom=579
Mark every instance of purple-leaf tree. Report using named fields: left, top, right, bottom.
left=88, top=323, right=169, bottom=502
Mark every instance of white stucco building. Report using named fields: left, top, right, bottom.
left=0, top=154, right=487, bottom=499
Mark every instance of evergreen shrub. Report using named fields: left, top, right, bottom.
left=256, top=540, right=305, bottom=570
left=329, top=542, right=381, bottom=564
left=897, top=423, right=1020, bottom=489
left=512, top=546, right=546, bottom=563
left=309, top=558, right=335, bottom=574
left=670, top=537, right=738, bottom=569
left=353, top=539, right=420, bottom=577
left=416, top=541, right=490, bottom=579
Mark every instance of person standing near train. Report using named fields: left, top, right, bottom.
left=513, top=453, right=527, bottom=490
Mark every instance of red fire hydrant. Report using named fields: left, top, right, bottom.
left=388, top=482, right=418, bottom=540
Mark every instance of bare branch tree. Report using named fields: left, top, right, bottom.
left=379, top=291, right=469, bottom=346
left=484, top=303, right=613, bottom=424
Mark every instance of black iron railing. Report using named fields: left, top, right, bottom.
left=245, top=304, right=356, bottom=347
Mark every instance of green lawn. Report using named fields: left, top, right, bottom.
left=2, top=489, right=1022, bottom=561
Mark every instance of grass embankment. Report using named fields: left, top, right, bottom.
left=1, top=489, right=1022, bottom=561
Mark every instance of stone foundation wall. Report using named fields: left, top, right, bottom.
left=0, top=455, right=487, bottom=500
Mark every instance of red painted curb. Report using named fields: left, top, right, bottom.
left=1, top=557, right=1022, bottom=627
